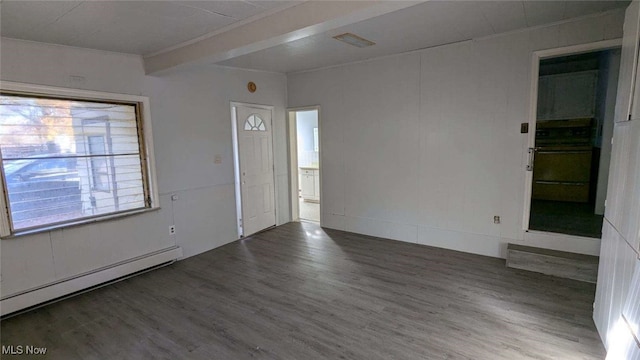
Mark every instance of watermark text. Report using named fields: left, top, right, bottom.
left=2, top=345, right=48, bottom=356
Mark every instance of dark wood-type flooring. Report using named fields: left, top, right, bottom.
left=1, top=222, right=605, bottom=359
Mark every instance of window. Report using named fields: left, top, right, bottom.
left=244, top=114, right=266, bottom=131
left=0, top=82, right=157, bottom=236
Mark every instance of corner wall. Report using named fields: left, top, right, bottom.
left=0, top=38, right=289, bottom=302
left=287, top=10, right=624, bottom=258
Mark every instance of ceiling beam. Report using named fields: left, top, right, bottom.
left=143, top=1, right=421, bottom=75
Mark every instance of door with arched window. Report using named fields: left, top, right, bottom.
left=233, top=104, right=276, bottom=237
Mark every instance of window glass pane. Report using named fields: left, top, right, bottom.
left=0, top=94, right=147, bottom=231
left=88, top=136, right=109, bottom=191
left=244, top=115, right=255, bottom=130
left=244, top=114, right=266, bottom=131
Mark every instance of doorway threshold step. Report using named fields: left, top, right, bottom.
left=506, top=243, right=598, bottom=283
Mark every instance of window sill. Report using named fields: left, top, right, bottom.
left=1, top=207, right=161, bottom=239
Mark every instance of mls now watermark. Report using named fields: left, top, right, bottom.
left=2, top=345, right=48, bottom=355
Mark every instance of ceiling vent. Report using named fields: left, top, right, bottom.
left=332, top=33, right=375, bottom=48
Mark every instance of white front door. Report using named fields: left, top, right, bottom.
left=235, top=105, right=276, bottom=236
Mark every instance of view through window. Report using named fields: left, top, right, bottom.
left=0, top=94, right=149, bottom=232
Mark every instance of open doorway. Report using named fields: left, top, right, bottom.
left=288, top=107, right=320, bottom=223
left=527, top=47, right=621, bottom=238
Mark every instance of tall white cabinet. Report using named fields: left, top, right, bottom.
left=593, top=2, right=640, bottom=359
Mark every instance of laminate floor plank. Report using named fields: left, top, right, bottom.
left=1, top=222, right=605, bottom=359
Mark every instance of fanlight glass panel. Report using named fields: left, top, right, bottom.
left=244, top=114, right=266, bottom=131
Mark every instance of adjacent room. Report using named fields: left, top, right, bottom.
left=1, top=1, right=639, bottom=359
left=528, top=49, right=620, bottom=238
left=290, top=108, right=321, bottom=222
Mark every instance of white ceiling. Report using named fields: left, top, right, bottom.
left=218, top=0, right=628, bottom=73
left=0, top=1, right=295, bottom=55
left=0, top=0, right=630, bottom=74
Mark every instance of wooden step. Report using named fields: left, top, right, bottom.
left=506, top=244, right=599, bottom=283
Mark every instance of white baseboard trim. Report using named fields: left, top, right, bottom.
left=0, top=246, right=183, bottom=316
left=321, top=212, right=347, bottom=231
left=321, top=214, right=600, bottom=259
left=417, top=226, right=504, bottom=258
left=345, top=215, right=418, bottom=243
left=321, top=214, right=505, bottom=258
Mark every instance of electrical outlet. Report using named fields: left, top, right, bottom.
left=493, top=216, right=500, bottom=224
left=169, top=225, right=176, bottom=235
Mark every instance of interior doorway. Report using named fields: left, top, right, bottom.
left=231, top=103, right=276, bottom=238
left=288, top=107, right=320, bottom=223
left=525, top=43, right=621, bottom=239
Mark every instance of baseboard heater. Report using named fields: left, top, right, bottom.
left=0, top=246, right=183, bottom=317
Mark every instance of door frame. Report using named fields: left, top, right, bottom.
left=287, top=106, right=322, bottom=224
left=230, top=101, right=277, bottom=238
left=522, top=39, right=622, bottom=232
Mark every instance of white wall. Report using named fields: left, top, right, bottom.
left=0, top=38, right=288, bottom=300
left=288, top=10, right=625, bottom=258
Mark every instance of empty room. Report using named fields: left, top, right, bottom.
left=1, top=1, right=639, bottom=359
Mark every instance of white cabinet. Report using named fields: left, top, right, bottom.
left=300, top=173, right=315, bottom=198
left=299, top=168, right=319, bottom=202
left=537, top=71, right=597, bottom=120
left=537, top=76, right=553, bottom=119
